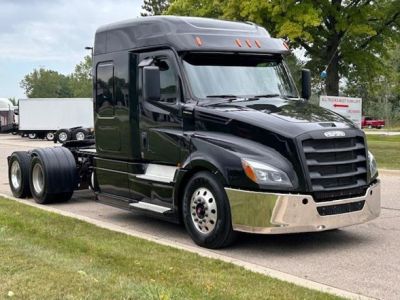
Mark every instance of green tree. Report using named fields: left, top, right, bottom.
left=345, top=43, right=400, bottom=124
left=141, top=0, right=170, bottom=16
left=20, top=56, right=93, bottom=99
left=20, top=68, right=73, bottom=98
left=69, top=55, right=93, bottom=98
left=8, top=97, right=18, bottom=106
left=167, top=0, right=400, bottom=96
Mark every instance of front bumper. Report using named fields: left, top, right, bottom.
left=225, top=180, right=380, bottom=234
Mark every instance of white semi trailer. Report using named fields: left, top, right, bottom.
left=18, top=98, right=94, bottom=142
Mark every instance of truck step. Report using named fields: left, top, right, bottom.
left=129, top=201, right=172, bottom=214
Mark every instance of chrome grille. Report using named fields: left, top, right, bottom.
left=302, top=136, right=368, bottom=202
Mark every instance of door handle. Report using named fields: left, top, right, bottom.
left=141, top=132, right=148, bottom=151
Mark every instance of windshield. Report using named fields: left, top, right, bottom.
left=182, top=53, right=299, bottom=100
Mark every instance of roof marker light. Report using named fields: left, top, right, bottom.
left=245, top=39, right=252, bottom=48
left=235, top=39, right=242, bottom=47
left=255, top=40, right=261, bottom=48
left=195, top=36, right=203, bottom=47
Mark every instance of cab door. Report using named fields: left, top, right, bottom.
left=138, top=50, right=183, bottom=165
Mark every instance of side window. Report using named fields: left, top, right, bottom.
left=96, top=63, right=114, bottom=116
left=155, top=59, right=178, bottom=103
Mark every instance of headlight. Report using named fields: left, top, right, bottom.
left=368, top=151, right=378, bottom=179
left=241, top=159, right=292, bottom=187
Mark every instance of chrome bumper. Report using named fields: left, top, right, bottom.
left=225, top=180, right=381, bottom=234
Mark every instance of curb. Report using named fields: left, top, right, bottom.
left=378, top=169, right=400, bottom=176
left=0, top=192, right=375, bottom=300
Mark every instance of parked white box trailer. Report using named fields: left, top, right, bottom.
left=18, top=98, right=94, bottom=141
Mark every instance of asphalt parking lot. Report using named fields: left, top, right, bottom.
left=1, top=134, right=399, bottom=300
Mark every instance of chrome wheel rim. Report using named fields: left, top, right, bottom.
left=28, top=134, right=36, bottom=139
left=190, top=187, right=218, bottom=234
left=32, top=163, right=44, bottom=194
left=58, top=132, right=68, bottom=142
left=10, top=161, right=21, bottom=190
left=89, top=172, right=95, bottom=190
left=46, top=133, right=54, bottom=140
left=75, top=132, right=85, bottom=140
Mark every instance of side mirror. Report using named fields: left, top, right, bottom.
left=301, top=69, right=311, bottom=100
left=143, top=66, right=160, bottom=101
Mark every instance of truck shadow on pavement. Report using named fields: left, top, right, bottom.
left=232, top=229, right=374, bottom=254
left=104, top=209, right=374, bottom=254
left=57, top=191, right=377, bottom=253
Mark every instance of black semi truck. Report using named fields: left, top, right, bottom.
left=7, top=16, right=380, bottom=249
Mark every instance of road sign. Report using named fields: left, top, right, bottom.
left=319, top=96, right=362, bottom=128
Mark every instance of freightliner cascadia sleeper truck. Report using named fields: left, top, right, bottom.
left=7, top=17, right=381, bottom=249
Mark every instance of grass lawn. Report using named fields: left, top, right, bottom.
left=366, top=134, right=400, bottom=170
left=0, top=197, right=341, bottom=300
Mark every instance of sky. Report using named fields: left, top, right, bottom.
left=0, top=0, right=142, bottom=99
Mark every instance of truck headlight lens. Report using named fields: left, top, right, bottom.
left=242, top=159, right=292, bottom=187
left=368, top=151, right=378, bottom=179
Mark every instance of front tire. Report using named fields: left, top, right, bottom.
left=182, top=171, right=236, bottom=249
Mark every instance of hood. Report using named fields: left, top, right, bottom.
left=195, top=97, right=356, bottom=139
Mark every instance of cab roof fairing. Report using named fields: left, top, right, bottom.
left=94, top=16, right=290, bottom=55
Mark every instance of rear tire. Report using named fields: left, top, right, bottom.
left=45, top=132, right=55, bottom=141
left=182, top=171, right=236, bottom=249
left=28, top=133, right=37, bottom=139
left=55, top=129, right=71, bottom=143
left=29, top=148, right=78, bottom=204
left=72, top=128, right=88, bottom=141
left=8, top=152, right=31, bottom=198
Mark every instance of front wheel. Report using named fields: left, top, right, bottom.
left=182, top=171, right=236, bottom=249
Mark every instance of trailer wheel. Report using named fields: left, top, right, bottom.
left=55, top=129, right=71, bottom=143
left=8, top=152, right=31, bottom=198
left=182, top=171, right=236, bottom=249
left=30, top=148, right=78, bottom=204
left=28, top=133, right=37, bottom=139
left=45, top=132, right=55, bottom=141
left=72, top=128, right=88, bottom=141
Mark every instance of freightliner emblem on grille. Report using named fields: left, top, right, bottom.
left=324, top=130, right=346, bottom=137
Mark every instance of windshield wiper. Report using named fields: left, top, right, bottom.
left=251, top=94, right=280, bottom=98
left=200, top=95, right=240, bottom=107
left=206, top=94, right=238, bottom=99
